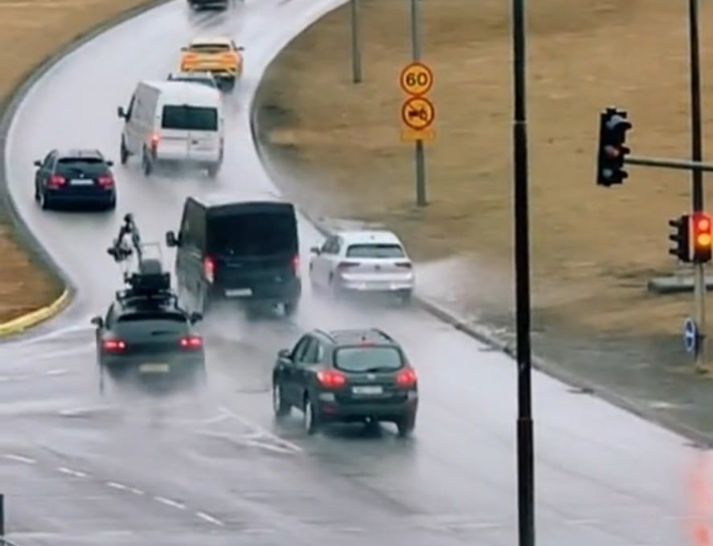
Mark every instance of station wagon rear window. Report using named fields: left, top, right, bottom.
left=334, top=346, right=403, bottom=372
left=161, top=105, right=218, bottom=131
left=56, top=157, right=107, bottom=175
left=116, top=312, right=189, bottom=334
left=345, top=244, right=404, bottom=259
left=189, top=44, right=230, bottom=53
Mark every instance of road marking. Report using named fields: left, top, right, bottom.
left=106, top=481, right=129, bottom=491
left=57, top=466, right=87, bottom=478
left=566, top=518, right=599, bottom=525
left=128, top=487, right=145, bottom=496
left=244, top=439, right=297, bottom=455
left=196, top=511, right=224, bottom=526
left=154, top=496, right=186, bottom=510
left=218, top=406, right=302, bottom=453
left=4, top=453, right=36, bottom=464
left=45, top=369, right=69, bottom=376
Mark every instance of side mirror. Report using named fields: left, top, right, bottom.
left=310, top=246, right=320, bottom=255
left=33, top=160, right=42, bottom=167
left=166, top=231, right=179, bottom=247
left=189, top=312, right=203, bottom=324
left=106, top=160, right=114, bottom=167
left=237, top=46, right=245, bottom=51
left=117, top=106, right=125, bottom=119
left=278, top=348, right=291, bottom=360
left=90, top=316, right=103, bottom=328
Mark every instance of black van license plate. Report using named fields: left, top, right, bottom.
left=225, top=288, right=252, bottom=297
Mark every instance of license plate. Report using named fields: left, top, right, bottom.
left=352, top=385, right=383, bottom=395
left=71, top=178, right=94, bottom=186
left=225, top=288, right=252, bottom=297
left=139, top=363, right=170, bottom=373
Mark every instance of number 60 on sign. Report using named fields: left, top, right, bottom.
left=400, top=62, right=433, bottom=96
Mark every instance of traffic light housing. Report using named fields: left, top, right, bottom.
left=692, top=212, right=713, bottom=263
left=596, top=107, right=632, bottom=187
left=669, top=214, right=690, bottom=262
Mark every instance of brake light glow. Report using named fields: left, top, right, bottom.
left=150, top=133, right=160, bottom=155
left=180, top=336, right=203, bottom=349
left=292, top=254, right=301, bottom=278
left=395, top=368, right=417, bottom=388
left=203, top=255, right=215, bottom=283
left=98, top=175, right=114, bottom=189
left=47, top=175, right=66, bottom=189
left=316, top=370, right=347, bottom=389
left=102, top=339, right=126, bottom=353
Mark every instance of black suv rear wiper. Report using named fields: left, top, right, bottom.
left=362, top=366, right=397, bottom=373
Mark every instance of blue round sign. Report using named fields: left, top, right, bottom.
left=684, top=318, right=698, bottom=354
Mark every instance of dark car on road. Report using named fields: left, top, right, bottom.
left=188, top=0, right=229, bottom=10
left=91, top=265, right=206, bottom=393
left=34, top=149, right=116, bottom=211
left=271, top=328, right=418, bottom=436
left=166, top=193, right=302, bottom=318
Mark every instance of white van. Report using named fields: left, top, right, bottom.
left=117, top=80, right=224, bottom=177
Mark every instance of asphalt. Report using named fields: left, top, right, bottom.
left=0, top=0, right=709, bottom=544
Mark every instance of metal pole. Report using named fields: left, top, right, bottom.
left=512, top=0, right=534, bottom=544
left=689, top=0, right=706, bottom=370
left=350, top=0, right=362, bottom=84
left=0, top=493, right=5, bottom=536
left=410, top=0, right=427, bottom=206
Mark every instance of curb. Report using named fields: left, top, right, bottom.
left=249, top=41, right=713, bottom=449
left=0, top=289, right=70, bottom=337
left=0, top=0, right=174, bottom=339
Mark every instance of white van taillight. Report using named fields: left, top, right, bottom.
left=150, top=133, right=160, bottom=156
left=203, top=256, right=215, bottom=283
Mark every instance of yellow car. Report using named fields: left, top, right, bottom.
left=180, top=37, right=244, bottom=91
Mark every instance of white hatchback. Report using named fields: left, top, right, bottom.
left=309, top=230, right=415, bottom=303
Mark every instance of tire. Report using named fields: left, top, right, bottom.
left=272, top=382, right=290, bottom=418
left=303, top=395, right=320, bottom=435
left=39, top=190, right=51, bottom=210
left=284, top=299, right=299, bottom=317
left=105, top=197, right=116, bottom=211
left=120, top=139, right=129, bottom=165
left=207, top=163, right=220, bottom=178
left=142, top=150, right=152, bottom=176
left=396, top=413, right=416, bottom=437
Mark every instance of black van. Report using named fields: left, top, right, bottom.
left=166, top=194, right=301, bottom=316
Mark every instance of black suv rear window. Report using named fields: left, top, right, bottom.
left=56, top=157, right=107, bottom=176
left=116, top=312, right=189, bottom=333
left=346, top=244, right=404, bottom=259
left=208, top=212, right=297, bottom=256
left=162, top=105, right=217, bottom=131
left=334, top=346, right=403, bottom=372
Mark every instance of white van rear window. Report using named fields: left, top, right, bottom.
left=161, top=105, right=218, bottom=131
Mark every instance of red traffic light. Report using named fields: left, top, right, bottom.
left=692, top=212, right=713, bottom=262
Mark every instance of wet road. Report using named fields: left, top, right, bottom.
left=0, top=0, right=708, bottom=544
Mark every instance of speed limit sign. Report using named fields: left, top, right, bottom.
left=400, top=62, right=434, bottom=96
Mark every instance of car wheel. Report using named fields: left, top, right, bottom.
left=303, top=395, right=320, bottom=435
left=272, top=382, right=290, bottom=418
left=105, top=197, right=116, bottom=211
left=396, top=413, right=416, bottom=437
left=207, top=163, right=220, bottom=178
left=120, top=139, right=129, bottom=165
left=142, top=150, right=152, bottom=176
left=39, top=190, right=51, bottom=210
left=283, top=299, right=299, bottom=318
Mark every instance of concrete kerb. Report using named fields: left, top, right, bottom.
left=249, top=49, right=713, bottom=450
left=0, top=0, right=174, bottom=339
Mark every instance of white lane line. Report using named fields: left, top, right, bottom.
left=244, top=439, right=297, bottom=455
left=565, top=518, right=599, bottom=525
left=218, top=406, right=302, bottom=453
left=57, top=466, right=87, bottom=478
left=106, top=481, right=129, bottom=491
left=128, top=487, right=145, bottom=496
left=4, top=453, right=36, bottom=464
left=196, top=511, right=225, bottom=526
left=45, top=369, right=70, bottom=376
left=154, top=496, right=186, bottom=510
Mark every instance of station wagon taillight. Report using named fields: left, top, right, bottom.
left=395, top=368, right=417, bottom=388
left=47, top=175, right=66, bottom=189
left=102, top=339, right=126, bottom=353
left=316, top=370, right=347, bottom=389
left=180, top=336, right=203, bottom=350
left=203, top=256, right=215, bottom=283
left=98, top=175, right=114, bottom=188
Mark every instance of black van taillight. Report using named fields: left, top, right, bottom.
left=203, top=256, right=215, bottom=283
left=292, top=254, right=301, bottom=278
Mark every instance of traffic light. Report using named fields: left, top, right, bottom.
left=596, top=107, right=632, bottom=187
left=692, top=212, right=713, bottom=263
left=669, top=214, right=691, bottom=262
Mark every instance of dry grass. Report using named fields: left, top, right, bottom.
left=259, top=0, right=713, bottom=341
left=0, top=0, right=155, bottom=322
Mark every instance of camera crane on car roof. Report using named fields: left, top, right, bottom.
left=107, top=213, right=177, bottom=307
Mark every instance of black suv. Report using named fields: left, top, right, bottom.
left=90, top=263, right=205, bottom=393
left=34, top=149, right=116, bottom=210
left=271, top=328, right=418, bottom=436
left=188, top=0, right=229, bottom=10
left=166, top=194, right=302, bottom=317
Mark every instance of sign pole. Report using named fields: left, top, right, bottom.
left=410, top=0, right=427, bottom=206
left=512, top=0, right=535, bottom=543
left=350, top=0, right=362, bottom=84
left=688, top=0, right=706, bottom=371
